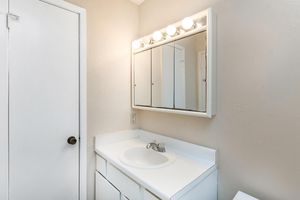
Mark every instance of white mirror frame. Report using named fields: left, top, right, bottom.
left=131, top=8, right=216, bottom=118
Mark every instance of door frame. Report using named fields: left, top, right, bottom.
left=2, top=0, right=87, bottom=199
left=0, top=0, right=9, bottom=199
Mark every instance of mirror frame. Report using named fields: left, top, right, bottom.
left=131, top=8, right=216, bottom=118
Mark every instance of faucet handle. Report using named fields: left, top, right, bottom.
left=146, top=143, right=151, bottom=149
left=146, top=140, right=156, bottom=149
left=157, top=143, right=166, bottom=152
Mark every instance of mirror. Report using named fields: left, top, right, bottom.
left=133, top=32, right=207, bottom=112
left=152, top=43, right=174, bottom=108
left=174, top=31, right=207, bottom=112
left=134, top=49, right=151, bottom=106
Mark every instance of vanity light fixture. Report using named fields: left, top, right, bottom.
left=132, top=40, right=142, bottom=49
left=166, top=25, right=177, bottom=37
left=132, top=9, right=210, bottom=53
left=197, top=22, right=203, bottom=28
left=196, top=18, right=205, bottom=28
left=181, top=17, right=195, bottom=30
left=152, top=31, right=163, bottom=42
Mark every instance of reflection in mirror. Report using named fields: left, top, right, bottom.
left=152, top=43, right=174, bottom=108
left=174, top=31, right=207, bottom=112
left=134, top=49, right=151, bottom=106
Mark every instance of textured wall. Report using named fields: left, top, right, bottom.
left=65, top=0, right=139, bottom=199
left=138, top=0, right=300, bottom=199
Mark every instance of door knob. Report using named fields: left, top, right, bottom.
left=67, top=136, right=77, bottom=145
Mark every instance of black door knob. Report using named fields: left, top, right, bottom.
left=67, top=136, right=77, bottom=145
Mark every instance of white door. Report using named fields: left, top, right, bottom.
left=9, top=0, right=80, bottom=200
left=96, top=172, right=121, bottom=200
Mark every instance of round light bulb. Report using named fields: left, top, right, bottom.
left=166, top=25, right=177, bottom=36
left=181, top=17, right=194, bottom=30
left=152, top=31, right=163, bottom=41
left=132, top=40, right=141, bottom=49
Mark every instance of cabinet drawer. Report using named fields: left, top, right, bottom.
left=107, top=163, right=141, bottom=200
left=96, top=172, right=120, bottom=200
left=144, top=190, right=161, bottom=200
left=96, top=155, right=107, bottom=176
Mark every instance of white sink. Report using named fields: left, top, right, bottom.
left=119, top=146, right=176, bottom=169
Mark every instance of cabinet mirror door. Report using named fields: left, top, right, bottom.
left=174, top=31, right=207, bottom=112
left=134, top=49, right=151, bottom=106
left=152, top=43, right=174, bottom=108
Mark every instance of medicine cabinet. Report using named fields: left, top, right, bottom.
left=132, top=8, right=216, bottom=118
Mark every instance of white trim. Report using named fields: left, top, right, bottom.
left=205, top=8, right=217, bottom=117
left=133, top=106, right=212, bottom=118
left=79, top=8, right=87, bottom=200
left=0, top=0, right=9, bottom=199
left=41, top=1, right=87, bottom=199
left=40, top=0, right=86, bottom=13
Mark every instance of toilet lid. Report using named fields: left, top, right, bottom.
left=233, top=191, right=258, bottom=200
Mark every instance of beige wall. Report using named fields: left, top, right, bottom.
left=138, top=0, right=300, bottom=200
left=65, top=0, right=139, bottom=199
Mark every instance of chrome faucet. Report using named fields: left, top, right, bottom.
left=146, top=141, right=166, bottom=152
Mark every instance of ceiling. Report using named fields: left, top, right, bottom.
left=129, top=0, right=145, bottom=5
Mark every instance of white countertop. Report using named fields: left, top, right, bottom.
left=95, top=129, right=217, bottom=200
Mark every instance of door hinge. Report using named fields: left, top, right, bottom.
left=6, top=13, right=20, bottom=29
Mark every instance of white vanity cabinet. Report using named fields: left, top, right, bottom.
left=96, top=156, right=157, bottom=200
left=143, top=190, right=160, bottom=200
left=95, top=130, right=218, bottom=200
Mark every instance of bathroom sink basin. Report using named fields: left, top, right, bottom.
left=119, top=147, right=175, bottom=169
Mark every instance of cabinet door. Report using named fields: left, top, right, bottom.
left=152, top=44, right=174, bottom=108
left=96, top=172, right=120, bottom=200
left=121, top=195, right=129, bottom=200
left=144, top=190, right=161, bottom=200
left=106, top=163, right=141, bottom=200
left=174, top=32, right=207, bottom=112
left=134, top=50, right=151, bottom=106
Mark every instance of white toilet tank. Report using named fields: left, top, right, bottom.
left=233, top=191, right=258, bottom=200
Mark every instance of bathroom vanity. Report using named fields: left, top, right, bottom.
left=95, top=130, right=217, bottom=200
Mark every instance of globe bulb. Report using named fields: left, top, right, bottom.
left=181, top=17, right=194, bottom=30
left=132, top=40, right=141, bottom=49
left=166, top=25, right=177, bottom=36
left=152, top=31, right=163, bottom=41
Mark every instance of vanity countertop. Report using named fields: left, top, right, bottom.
left=95, top=129, right=217, bottom=200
